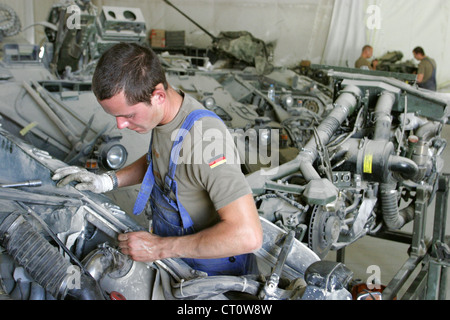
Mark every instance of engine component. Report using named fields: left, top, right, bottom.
left=260, top=231, right=295, bottom=299
left=308, top=206, right=340, bottom=259
left=294, top=84, right=362, bottom=205
left=0, top=212, right=104, bottom=300
left=0, top=4, right=21, bottom=39
left=82, top=244, right=155, bottom=300
left=0, top=213, right=72, bottom=299
left=380, top=183, right=414, bottom=230
left=302, top=261, right=353, bottom=300
left=248, top=68, right=449, bottom=258
left=0, top=127, right=145, bottom=300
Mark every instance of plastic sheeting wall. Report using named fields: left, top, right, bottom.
left=4, top=0, right=450, bottom=89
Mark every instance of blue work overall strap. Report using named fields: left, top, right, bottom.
left=133, top=109, right=222, bottom=218
left=163, top=109, right=222, bottom=228
left=133, top=134, right=155, bottom=215
left=134, top=109, right=256, bottom=276
left=165, top=109, right=222, bottom=195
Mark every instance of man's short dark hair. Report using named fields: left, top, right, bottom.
left=362, top=45, right=372, bottom=52
left=413, top=46, right=425, bottom=56
left=92, top=42, right=168, bottom=105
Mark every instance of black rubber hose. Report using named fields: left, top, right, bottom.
left=380, top=183, right=414, bottom=230
left=0, top=212, right=104, bottom=300
left=0, top=213, right=72, bottom=299
left=66, top=275, right=105, bottom=300
left=388, top=155, right=419, bottom=180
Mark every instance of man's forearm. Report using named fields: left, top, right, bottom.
left=175, top=193, right=262, bottom=259
left=416, top=73, right=424, bottom=83
left=118, top=194, right=263, bottom=262
left=168, top=218, right=261, bottom=260
left=120, top=218, right=261, bottom=262
left=115, top=154, right=148, bottom=188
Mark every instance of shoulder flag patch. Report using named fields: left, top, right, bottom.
left=208, top=154, right=227, bottom=169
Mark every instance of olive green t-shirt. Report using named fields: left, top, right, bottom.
left=150, top=92, right=251, bottom=231
left=418, top=57, right=436, bottom=83
left=355, top=57, right=371, bottom=69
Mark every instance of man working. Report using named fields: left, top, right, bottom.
left=412, top=46, right=437, bottom=91
left=52, top=43, right=263, bottom=276
left=355, top=45, right=378, bottom=70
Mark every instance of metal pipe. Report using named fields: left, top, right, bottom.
left=369, top=91, right=418, bottom=230
left=0, top=180, right=42, bottom=188
left=373, top=91, right=396, bottom=141
left=415, top=122, right=442, bottom=142
left=247, top=85, right=361, bottom=197
left=22, top=81, right=76, bottom=145
left=163, top=0, right=217, bottom=40
left=298, top=85, right=362, bottom=181
left=171, top=275, right=261, bottom=299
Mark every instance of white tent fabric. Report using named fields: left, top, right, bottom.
left=90, top=0, right=335, bottom=67
left=4, top=0, right=450, bottom=89
left=320, top=0, right=367, bottom=68
left=321, top=0, right=449, bottom=89
left=369, top=0, right=450, bottom=89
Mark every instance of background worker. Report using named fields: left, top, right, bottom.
left=355, top=45, right=378, bottom=70
left=413, top=46, right=437, bottom=91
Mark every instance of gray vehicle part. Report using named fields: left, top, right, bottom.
left=0, top=212, right=104, bottom=300
left=302, top=261, right=353, bottom=300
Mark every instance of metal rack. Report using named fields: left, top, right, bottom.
left=337, top=174, right=449, bottom=300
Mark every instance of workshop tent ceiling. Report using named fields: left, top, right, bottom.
left=4, top=0, right=450, bottom=89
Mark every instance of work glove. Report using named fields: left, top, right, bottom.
left=51, top=166, right=114, bottom=194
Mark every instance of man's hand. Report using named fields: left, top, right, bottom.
left=51, top=166, right=114, bottom=193
left=372, top=59, right=379, bottom=70
left=118, top=232, right=166, bottom=262
left=117, top=194, right=262, bottom=263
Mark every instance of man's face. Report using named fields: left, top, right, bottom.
left=365, top=47, right=373, bottom=58
left=99, top=91, right=163, bottom=134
